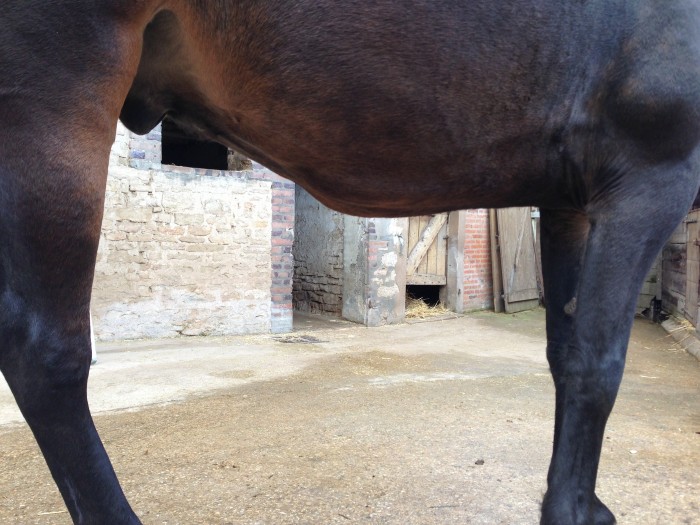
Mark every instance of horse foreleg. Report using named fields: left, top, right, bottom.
left=538, top=208, right=617, bottom=525
left=538, top=157, right=700, bottom=525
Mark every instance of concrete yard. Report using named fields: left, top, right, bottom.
left=0, top=310, right=698, bottom=524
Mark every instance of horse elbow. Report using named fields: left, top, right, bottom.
left=605, top=45, right=700, bottom=162
left=607, top=86, right=700, bottom=162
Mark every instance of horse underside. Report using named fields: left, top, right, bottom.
left=1, top=1, right=700, bottom=524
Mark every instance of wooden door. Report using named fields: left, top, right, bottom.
left=406, top=214, right=448, bottom=285
left=495, top=207, right=540, bottom=313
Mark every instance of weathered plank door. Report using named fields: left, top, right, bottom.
left=685, top=211, right=700, bottom=325
left=406, top=214, right=448, bottom=285
left=495, top=207, right=540, bottom=313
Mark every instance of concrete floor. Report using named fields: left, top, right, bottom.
left=0, top=309, right=698, bottom=524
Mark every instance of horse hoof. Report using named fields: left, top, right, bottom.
left=593, top=495, right=616, bottom=525
left=541, top=493, right=616, bottom=525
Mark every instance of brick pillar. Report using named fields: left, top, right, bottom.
left=463, top=209, right=494, bottom=310
left=203, top=164, right=296, bottom=334
left=269, top=179, right=295, bottom=332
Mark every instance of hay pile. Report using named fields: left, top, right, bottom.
left=405, top=296, right=451, bottom=319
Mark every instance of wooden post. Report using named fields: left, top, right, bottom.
left=442, top=211, right=465, bottom=313
left=489, top=209, right=504, bottom=313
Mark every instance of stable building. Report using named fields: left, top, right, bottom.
left=94, top=119, right=497, bottom=341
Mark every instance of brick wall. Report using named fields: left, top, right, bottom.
left=463, top=209, right=493, bottom=310
left=94, top=124, right=295, bottom=340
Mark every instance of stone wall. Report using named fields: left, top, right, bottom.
left=292, top=188, right=408, bottom=324
left=93, top=123, right=295, bottom=340
left=342, top=217, right=407, bottom=326
left=109, top=122, right=131, bottom=167
left=293, top=193, right=494, bottom=322
left=93, top=165, right=273, bottom=340
left=292, top=187, right=345, bottom=315
left=127, top=123, right=162, bottom=170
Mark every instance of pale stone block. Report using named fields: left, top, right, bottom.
left=174, top=213, right=206, bottom=226
left=115, top=221, right=144, bottom=233
left=187, top=225, right=212, bottom=236
left=115, top=208, right=153, bottom=223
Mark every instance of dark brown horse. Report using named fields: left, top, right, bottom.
left=1, top=1, right=699, bottom=524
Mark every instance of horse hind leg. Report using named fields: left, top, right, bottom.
left=538, top=154, right=700, bottom=525
left=0, top=6, right=146, bottom=523
left=0, top=154, right=141, bottom=524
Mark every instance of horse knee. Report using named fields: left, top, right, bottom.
left=0, top=291, right=91, bottom=419
left=547, top=342, right=624, bottom=410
